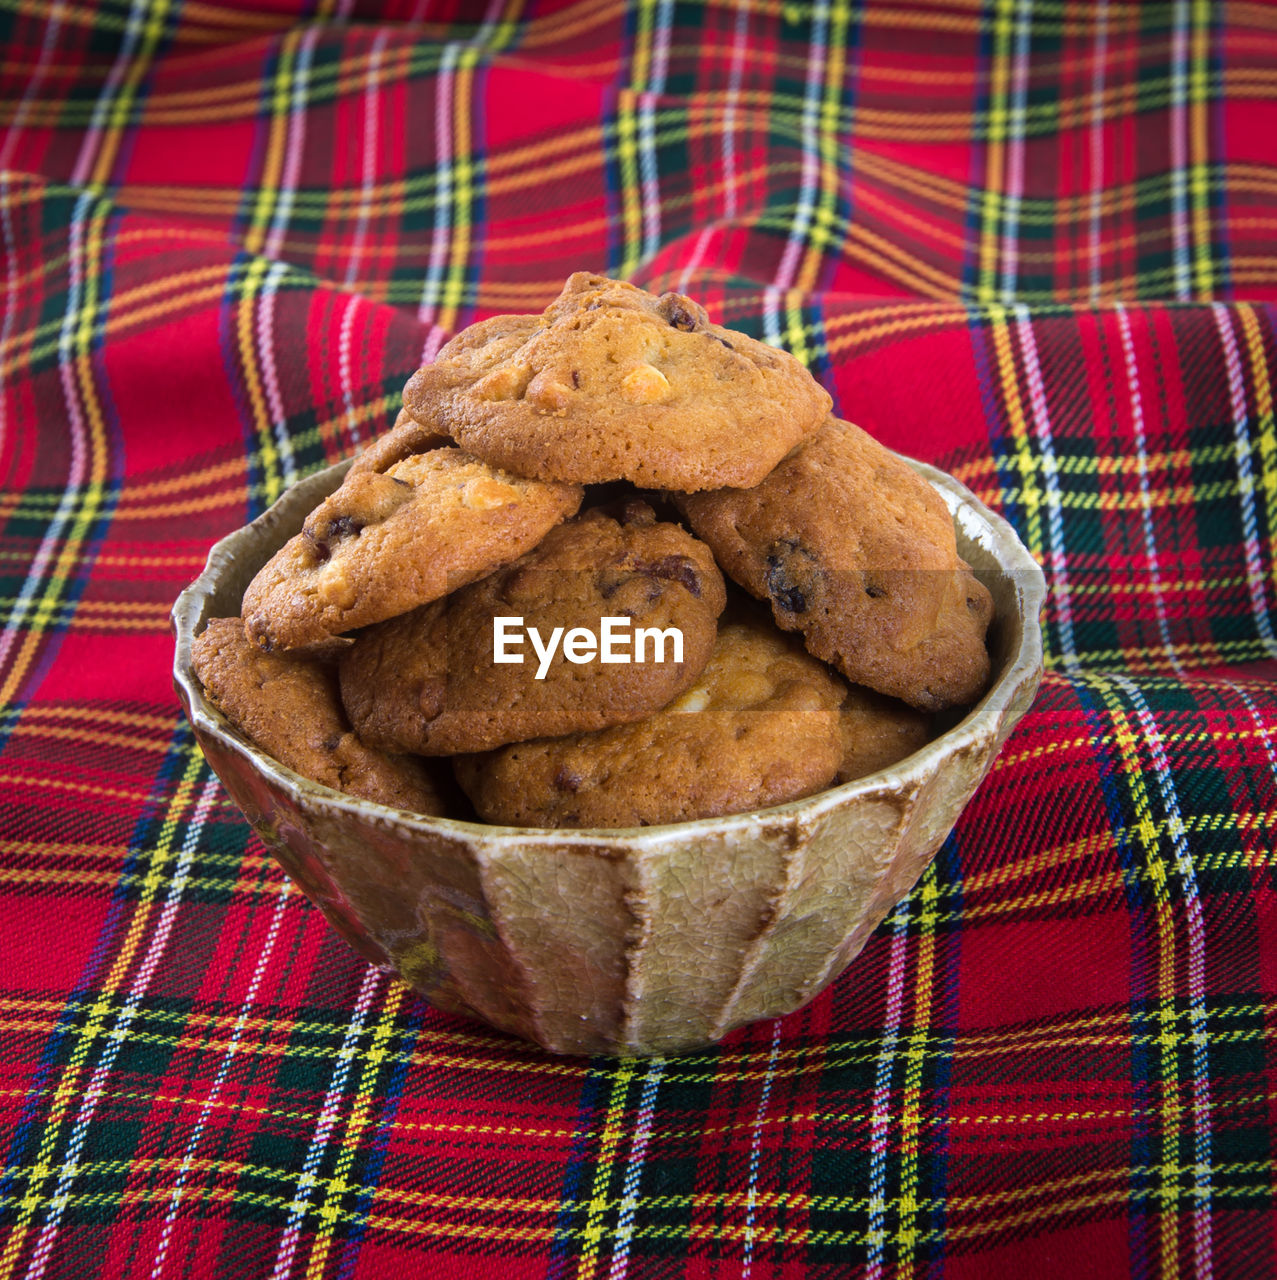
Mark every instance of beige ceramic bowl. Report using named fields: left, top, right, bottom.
left=172, top=456, right=1044, bottom=1056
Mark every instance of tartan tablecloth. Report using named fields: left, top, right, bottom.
left=3, top=1, right=1277, bottom=1276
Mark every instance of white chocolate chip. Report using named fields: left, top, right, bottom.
left=667, top=686, right=711, bottom=714
left=620, top=363, right=671, bottom=404
left=473, top=363, right=532, bottom=401
left=462, top=476, right=521, bottom=510
left=317, top=562, right=357, bottom=609
left=526, top=370, right=575, bottom=411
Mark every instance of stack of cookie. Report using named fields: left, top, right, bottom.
left=192, top=274, right=993, bottom=829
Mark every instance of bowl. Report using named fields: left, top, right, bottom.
left=172, top=456, right=1044, bottom=1056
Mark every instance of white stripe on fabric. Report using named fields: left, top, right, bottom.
left=150, top=877, right=295, bottom=1279
left=0, top=189, right=92, bottom=688
left=865, top=911, right=909, bottom=1279
left=1114, top=675, right=1213, bottom=1280
left=1014, top=303, right=1077, bottom=666
left=1088, top=3, right=1108, bottom=303
left=1169, top=0, right=1194, bottom=301
left=0, top=7, right=64, bottom=171
left=338, top=288, right=363, bottom=448
left=418, top=0, right=507, bottom=362
left=721, top=0, right=751, bottom=224
left=606, top=1057, right=665, bottom=1280
left=263, top=26, right=320, bottom=263
left=1000, top=0, right=1032, bottom=304
left=257, top=261, right=299, bottom=490
left=740, top=1020, right=781, bottom=1279
left=68, top=0, right=150, bottom=188
left=27, top=775, right=221, bottom=1280
left=344, top=30, right=389, bottom=289
left=637, top=0, right=674, bottom=264
left=417, top=42, right=458, bottom=354
left=774, top=0, right=830, bottom=291
left=1212, top=304, right=1277, bottom=652
left=1116, top=303, right=1180, bottom=672
left=269, top=965, right=383, bottom=1280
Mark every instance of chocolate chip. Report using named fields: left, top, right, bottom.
left=553, top=767, right=582, bottom=793
left=772, top=583, right=807, bottom=613
left=616, top=498, right=656, bottom=527
left=571, top=369, right=581, bottom=388
left=303, top=527, right=331, bottom=563
left=659, top=292, right=699, bottom=331
left=764, top=538, right=817, bottom=614
left=328, top=515, right=363, bottom=539
left=710, top=334, right=734, bottom=349
left=322, top=734, right=342, bottom=752
left=635, top=555, right=702, bottom=598
left=865, top=583, right=886, bottom=599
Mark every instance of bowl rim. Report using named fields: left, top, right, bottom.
left=172, top=453, right=1046, bottom=848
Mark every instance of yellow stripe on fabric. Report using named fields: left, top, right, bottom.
left=1237, top=304, right=1277, bottom=556
left=1189, top=0, right=1215, bottom=298
left=797, top=5, right=850, bottom=294
left=303, top=982, right=407, bottom=1280
left=574, top=1060, right=636, bottom=1278
left=5, top=702, right=174, bottom=730
left=614, top=89, right=644, bottom=280
left=976, top=0, right=1016, bottom=303
left=234, top=255, right=284, bottom=504
left=439, top=56, right=478, bottom=335
left=1092, top=683, right=1182, bottom=1277
left=12, top=61, right=1277, bottom=135
left=439, top=3, right=522, bottom=330
left=781, top=289, right=816, bottom=370
left=82, top=150, right=1277, bottom=229
left=10, top=1174, right=1276, bottom=1251
left=242, top=25, right=302, bottom=259
left=4, top=721, right=174, bottom=755
left=988, top=304, right=1045, bottom=557
left=0, top=742, right=206, bottom=1280
left=86, top=0, right=172, bottom=192
left=0, top=195, right=111, bottom=712
left=895, top=867, right=938, bottom=1268
left=629, top=0, right=655, bottom=92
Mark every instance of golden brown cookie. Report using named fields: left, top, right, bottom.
left=190, top=617, right=448, bottom=813
left=678, top=417, right=993, bottom=711
left=241, top=444, right=582, bottom=651
left=836, top=685, right=931, bottom=783
left=339, top=501, right=726, bottom=755
left=452, top=614, right=845, bottom=828
left=399, top=273, right=832, bottom=491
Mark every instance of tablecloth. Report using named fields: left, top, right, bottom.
left=2, top=1, right=1276, bottom=1275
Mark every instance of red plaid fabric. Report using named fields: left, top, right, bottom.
left=3, top=2, right=1277, bottom=1276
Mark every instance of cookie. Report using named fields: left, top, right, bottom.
left=399, top=272, right=832, bottom=491
left=339, top=500, right=726, bottom=755
left=190, top=617, right=447, bottom=813
left=836, top=685, right=931, bottom=783
left=241, top=443, right=583, bottom=651
left=678, top=417, right=994, bottom=711
left=452, top=614, right=846, bottom=828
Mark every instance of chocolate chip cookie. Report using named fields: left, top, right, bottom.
left=191, top=617, right=447, bottom=813
left=399, top=273, right=832, bottom=491
left=452, top=613, right=846, bottom=828
left=339, top=501, right=726, bottom=755
left=836, top=685, right=931, bottom=783
left=241, top=444, right=583, bottom=651
left=678, top=417, right=993, bottom=711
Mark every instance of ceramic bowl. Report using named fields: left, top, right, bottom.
left=172, top=456, right=1044, bottom=1056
